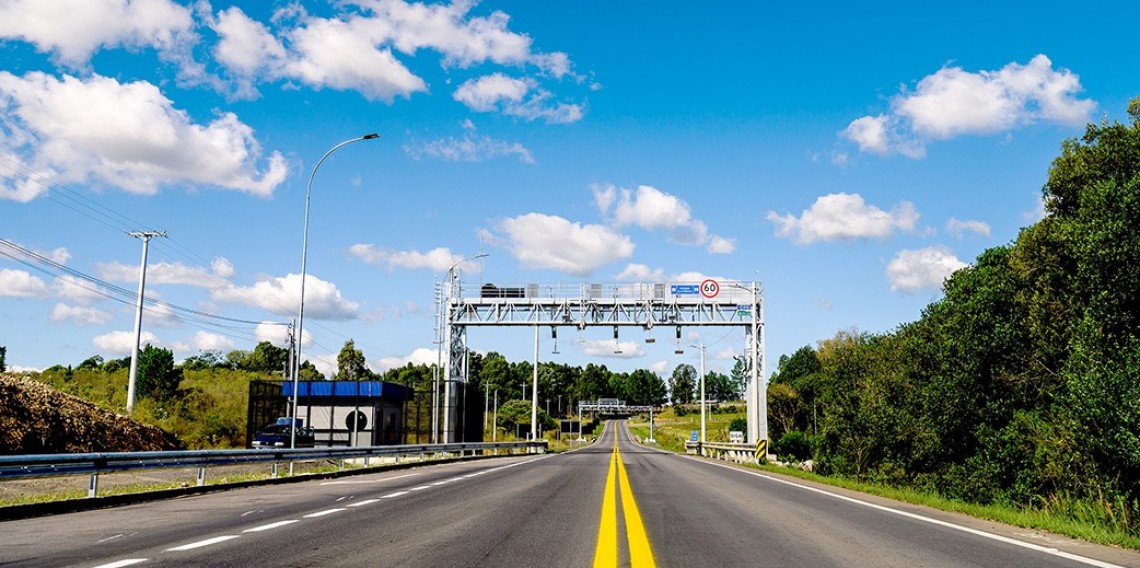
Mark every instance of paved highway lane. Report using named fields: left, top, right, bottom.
left=3, top=422, right=1139, bottom=567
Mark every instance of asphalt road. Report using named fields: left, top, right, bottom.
left=3, top=421, right=1139, bottom=567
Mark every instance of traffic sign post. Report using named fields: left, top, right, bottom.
left=700, top=279, right=720, bottom=298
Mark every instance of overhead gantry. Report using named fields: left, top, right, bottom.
left=437, top=279, right=766, bottom=445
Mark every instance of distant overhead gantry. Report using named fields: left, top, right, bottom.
left=436, top=278, right=767, bottom=446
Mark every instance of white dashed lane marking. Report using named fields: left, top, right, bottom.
left=243, top=520, right=299, bottom=533
left=166, top=535, right=240, bottom=552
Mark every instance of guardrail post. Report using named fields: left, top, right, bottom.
left=272, top=462, right=279, bottom=478
left=88, top=473, right=99, bottom=498
left=364, top=456, right=371, bottom=467
left=339, top=459, right=345, bottom=472
left=196, top=466, right=206, bottom=487
left=288, top=462, right=295, bottom=476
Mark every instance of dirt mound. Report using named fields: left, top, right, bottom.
left=0, top=375, right=182, bottom=455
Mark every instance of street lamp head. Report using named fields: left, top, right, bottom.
left=363, top=133, right=379, bottom=140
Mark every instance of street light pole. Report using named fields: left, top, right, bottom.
left=440, top=253, right=487, bottom=444
left=291, top=133, right=378, bottom=449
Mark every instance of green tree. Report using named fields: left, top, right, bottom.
left=626, top=369, right=667, bottom=406
left=705, top=371, right=739, bottom=401
left=137, top=344, right=182, bottom=401
left=249, top=341, right=290, bottom=375
left=181, top=350, right=224, bottom=371
left=77, top=354, right=103, bottom=370
left=0, top=345, right=5, bottom=372
left=669, top=363, right=696, bottom=404
left=336, top=339, right=370, bottom=380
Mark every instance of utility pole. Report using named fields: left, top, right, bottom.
left=126, top=230, right=165, bottom=414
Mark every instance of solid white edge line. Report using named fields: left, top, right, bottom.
left=349, top=498, right=381, bottom=507
left=410, top=485, right=432, bottom=491
left=166, top=535, right=240, bottom=552
left=303, top=508, right=346, bottom=518
left=89, top=559, right=148, bottom=568
left=243, top=520, right=299, bottom=533
left=381, top=491, right=409, bottom=498
left=698, top=458, right=1125, bottom=568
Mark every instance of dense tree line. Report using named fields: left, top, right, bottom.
left=768, top=100, right=1140, bottom=532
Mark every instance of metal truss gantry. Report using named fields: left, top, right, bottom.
left=438, top=280, right=767, bottom=445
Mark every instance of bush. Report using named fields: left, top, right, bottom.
left=727, top=417, right=747, bottom=435
left=773, top=430, right=812, bottom=462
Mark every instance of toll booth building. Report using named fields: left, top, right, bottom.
left=248, top=380, right=414, bottom=447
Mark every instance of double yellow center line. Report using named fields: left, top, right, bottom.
left=593, top=434, right=656, bottom=567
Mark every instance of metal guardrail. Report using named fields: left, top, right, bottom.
left=684, top=440, right=768, bottom=465
left=0, top=441, right=547, bottom=498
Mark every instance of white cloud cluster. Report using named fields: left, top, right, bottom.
left=615, top=263, right=666, bottom=282
left=404, top=131, right=535, bottom=163
left=190, top=330, right=234, bottom=352
left=0, top=0, right=196, bottom=67
left=374, top=347, right=438, bottom=372
left=50, top=303, right=112, bottom=326
left=0, top=268, right=50, bottom=297
left=348, top=244, right=470, bottom=272
left=0, top=72, right=288, bottom=200
left=487, top=213, right=634, bottom=276
left=593, top=184, right=735, bottom=254
left=212, top=273, right=358, bottom=320
left=453, top=73, right=582, bottom=123
left=92, top=329, right=159, bottom=355
left=212, top=1, right=577, bottom=109
left=767, top=193, right=919, bottom=244
left=946, top=218, right=991, bottom=239
left=97, top=257, right=235, bottom=287
left=843, top=55, right=1095, bottom=158
left=886, top=245, right=968, bottom=293
left=578, top=338, right=644, bottom=359
left=255, top=321, right=311, bottom=349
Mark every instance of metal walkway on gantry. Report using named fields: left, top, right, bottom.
left=435, top=279, right=767, bottom=445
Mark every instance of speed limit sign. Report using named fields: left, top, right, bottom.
left=700, top=279, right=720, bottom=298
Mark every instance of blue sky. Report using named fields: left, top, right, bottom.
left=1, top=0, right=1137, bottom=380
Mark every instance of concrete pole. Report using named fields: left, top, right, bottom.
left=126, top=230, right=164, bottom=413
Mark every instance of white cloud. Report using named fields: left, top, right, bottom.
left=578, top=338, right=644, bottom=359
left=886, top=245, right=968, bottom=293
left=53, top=275, right=107, bottom=304
left=97, top=257, right=233, bottom=287
left=92, top=330, right=159, bottom=355
left=454, top=74, right=582, bottom=124
left=404, top=132, right=534, bottom=164
left=593, top=184, right=734, bottom=253
left=945, top=218, right=991, bottom=239
left=0, top=72, right=288, bottom=200
left=0, top=0, right=195, bottom=67
left=843, top=115, right=891, bottom=156
left=210, top=2, right=575, bottom=105
left=348, top=244, right=469, bottom=272
left=255, top=321, right=309, bottom=349
left=191, top=331, right=234, bottom=352
left=453, top=73, right=529, bottom=110
left=616, top=264, right=666, bottom=282
left=767, top=193, right=919, bottom=244
left=212, top=273, right=358, bottom=320
left=844, top=55, right=1095, bottom=158
left=50, top=303, right=111, bottom=325
left=0, top=268, right=50, bottom=297
left=491, top=213, right=634, bottom=276
left=375, top=347, right=438, bottom=373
